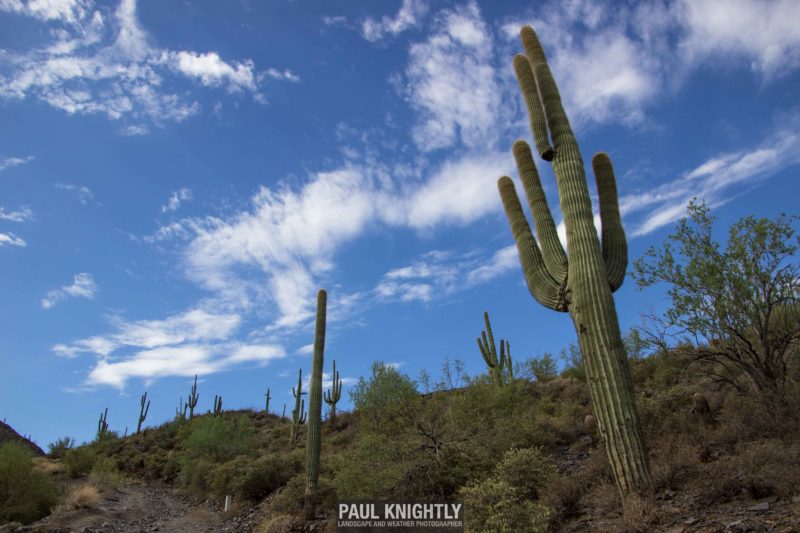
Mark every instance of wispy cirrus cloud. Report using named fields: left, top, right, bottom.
left=161, top=188, right=192, bottom=213
left=0, top=232, right=26, bottom=247
left=0, top=206, right=33, bottom=222
left=41, top=272, right=98, bottom=309
left=52, top=306, right=285, bottom=388
left=55, top=183, right=94, bottom=204
left=0, top=155, right=34, bottom=172
left=501, top=0, right=800, bottom=128
left=0, top=0, right=299, bottom=130
left=361, top=0, right=428, bottom=42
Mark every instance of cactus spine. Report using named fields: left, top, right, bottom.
left=477, top=312, right=511, bottom=386
left=136, top=392, right=150, bottom=434
left=497, top=26, right=651, bottom=494
left=97, top=407, right=109, bottom=438
left=265, top=387, right=271, bottom=414
left=323, top=359, right=342, bottom=424
left=188, top=375, right=199, bottom=419
left=213, top=395, right=223, bottom=416
left=305, top=289, right=326, bottom=519
left=290, top=369, right=307, bottom=445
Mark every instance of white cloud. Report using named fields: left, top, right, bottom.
left=0, top=0, right=91, bottom=24
left=0, top=0, right=292, bottom=128
left=500, top=0, right=800, bottom=128
left=41, top=272, right=97, bottom=309
left=56, top=183, right=93, bottom=204
left=678, top=0, right=800, bottom=78
left=164, top=51, right=257, bottom=92
left=0, top=232, right=26, bottom=247
left=362, top=0, right=428, bottom=42
left=0, top=206, right=33, bottom=222
left=623, top=120, right=800, bottom=236
left=84, top=341, right=285, bottom=388
left=161, top=187, right=192, bottom=213
left=261, top=68, right=301, bottom=83
left=0, top=156, right=34, bottom=172
left=405, top=1, right=504, bottom=151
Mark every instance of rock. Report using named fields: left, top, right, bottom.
left=747, top=501, right=770, bottom=511
left=685, top=517, right=698, bottom=525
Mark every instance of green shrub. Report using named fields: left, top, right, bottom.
left=62, top=446, right=97, bottom=478
left=179, top=458, right=216, bottom=494
left=460, top=479, right=550, bottom=533
left=182, top=415, right=256, bottom=463
left=0, top=442, right=59, bottom=525
left=47, top=437, right=75, bottom=459
left=458, top=447, right=556, bottom=533
left=235, top=453, right=302, bottom=501
left=90, top=457, right=122, bottom=489
left=527, top=353, right=558, bottom=382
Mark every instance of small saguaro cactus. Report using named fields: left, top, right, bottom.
left=176, top=397, right=188, bottom=423
left=136, top=392, right=150, bottom=434
left=290, top=368, right=307, bottom=446
left=213, top=395, right=223, bottom=416
left=188, top=374, right=199, bottom=419
left=306, top=289, right=327, bottom=519
left=97, top=407, right=109, bottom=438
left=265, top=387, right=271, bottom=414
left=323, top=359, right=342, bottom=424
left=282, top=403, right=286, bottom=419
left=497, top=25, right=652, bottom=494
left=477, top=312, right=511, bottom=386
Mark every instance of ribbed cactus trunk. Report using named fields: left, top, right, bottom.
left=305, top=289, right=326, bottom=519
left=498, top=26, right=652, bottom=495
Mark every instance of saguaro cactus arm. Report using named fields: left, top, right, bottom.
left=188, top=375, right=199, bottom=419
left=498, top=25, right=651, bottom=495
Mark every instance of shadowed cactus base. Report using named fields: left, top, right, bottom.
left=497, top=25, right=652, bottom=495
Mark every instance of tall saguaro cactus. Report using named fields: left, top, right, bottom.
left=213, top=395, right=223, bottom=416
left=323, top=359, right=342, bottom=423
left=497, top=26, right=651, bottom=495
left=265, top=387, right=271, bottom=414
left=305, top=289, right=327, bottom=519
left=136, top=392, right=150, bottom=434
left=188, top=375, right=199, bottom=419
left=477, top=311, right=511, bottom=386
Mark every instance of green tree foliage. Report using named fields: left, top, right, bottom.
left=46, top=436, right=75, bottom=459
left=633, top=201, right=799, bottom=405
left=0, top=442, right=58, bottom=525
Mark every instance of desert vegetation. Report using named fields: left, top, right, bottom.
left=1, top=23, right=798, bottom=533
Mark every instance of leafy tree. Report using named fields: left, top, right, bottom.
left=633, top=200, right=799, bottom=404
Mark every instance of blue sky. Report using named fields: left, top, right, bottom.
left=1, top=0, right=799, bottom=447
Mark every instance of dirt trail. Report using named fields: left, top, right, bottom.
left=25, top=483, right=246, bottom=533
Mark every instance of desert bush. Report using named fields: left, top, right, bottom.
left=182, top=415, right=256, bottom=463
left=526, top=353, right=558, bottom=382
left=57, top=483, right=100, bottom=511
left=235, top=452, right=302, bottom=501
left=62, top=446, right=97, bottom=478
left=460, top=478, right=550, bottom=533
left=179, top=458, right=215, bottom=494
left=617, top=494, right=663, bottom=533
left=90, top=456, right=122, bottom=488
left=0, top=442, right=59, bottom=525
left=47, top=436, right=75, bottom=459
left=458, top=447, right=555, bottom=533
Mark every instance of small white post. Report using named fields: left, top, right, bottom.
left=224, top=495, right=232, bottom=512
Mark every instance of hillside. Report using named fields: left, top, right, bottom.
left=2, top=350, right=799, bottom=532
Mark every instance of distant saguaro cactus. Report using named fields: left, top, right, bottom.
left=497, top=26, right=651, bottom=494
left=97, top=407, right=109, bottom=439
left=265, top=387, right=271, bottom=414
left=306, top=289, right=327, bottom=519
left=290, top=369, right=307, bottom=446
left=136, top=392, right=150, bottom=434
left=213, top=395, right=223, bottom=416
left=176, top=396, right=188, bottom=424
left=323, top=359, right=342, bottom=424
left=477, top=312, right=511, bottom=386
left=188, top=375, right=199, bottom=419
